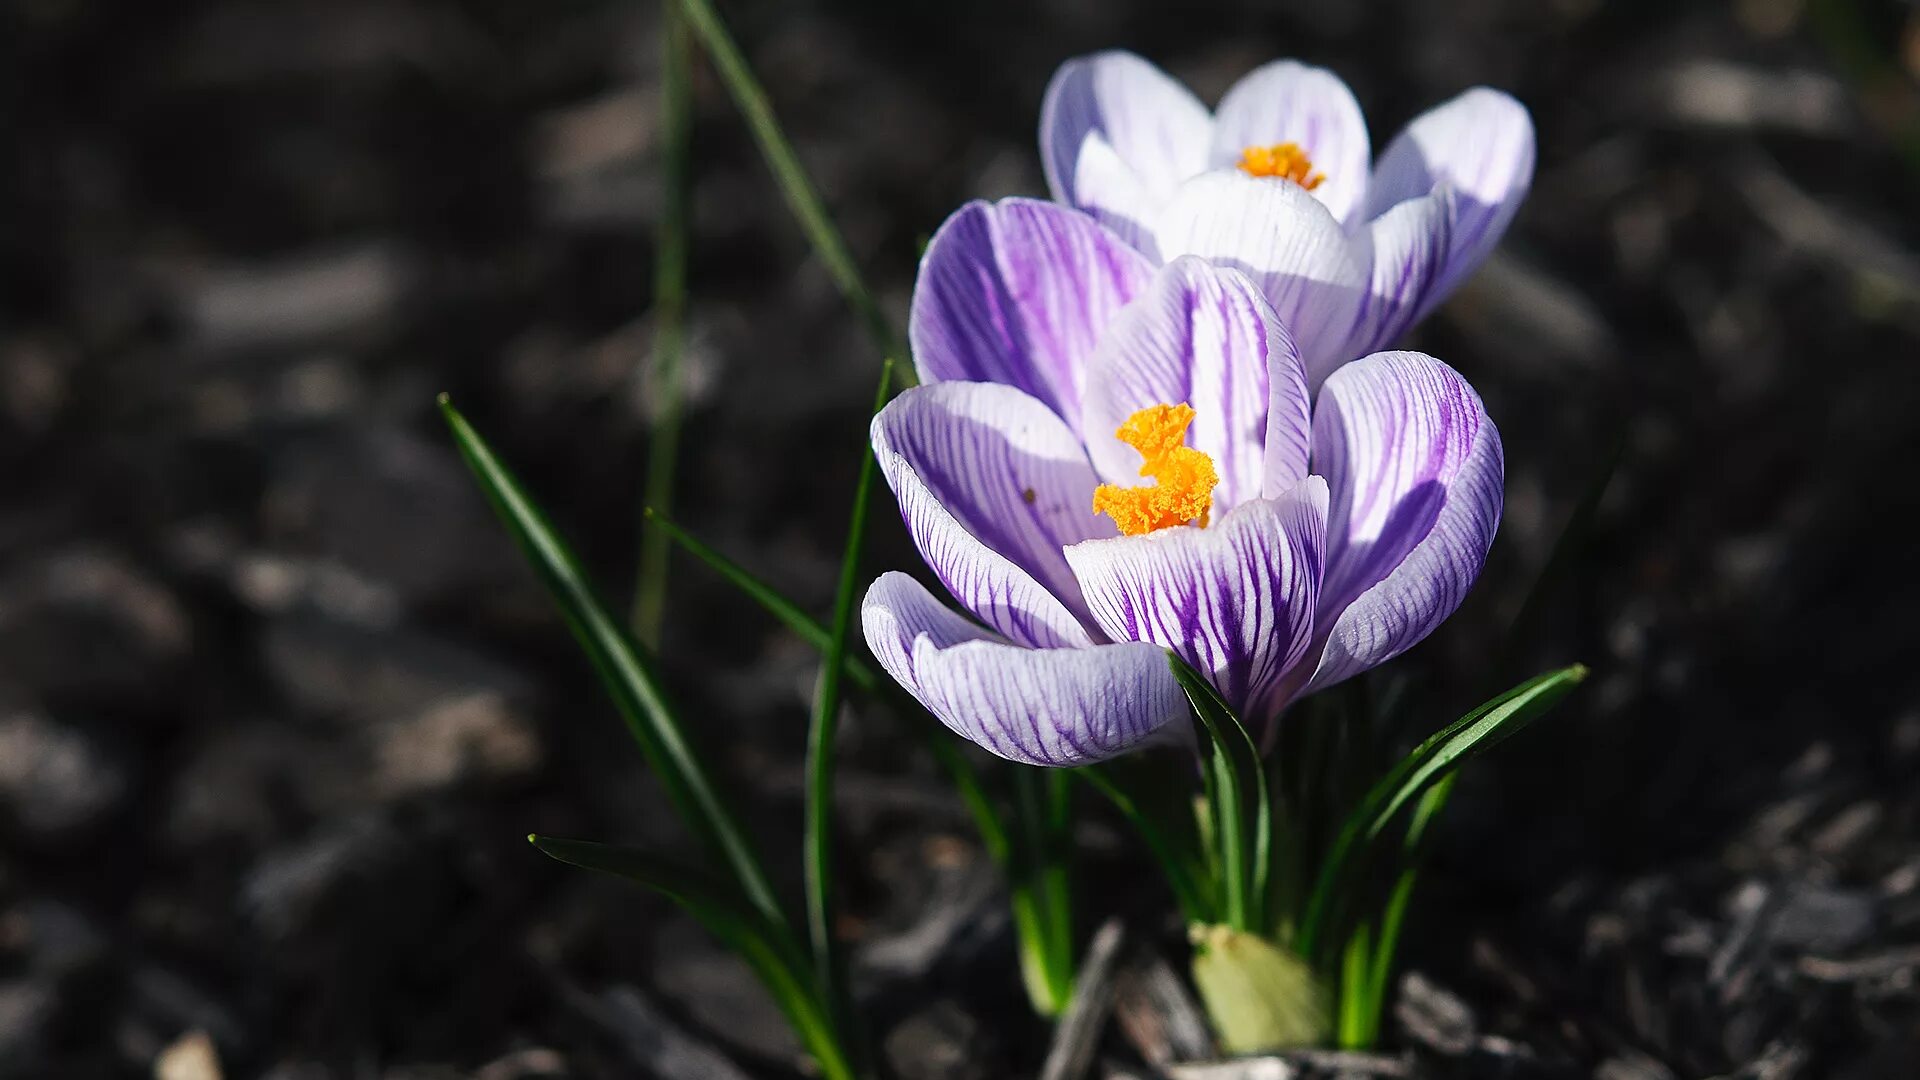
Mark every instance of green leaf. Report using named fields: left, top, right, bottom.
left=1008, top=767, right=1076, bottom=1017
left=646, top=502, right=1069, bottom=1020
left=531, top=836, right=855, bottom=1080
left=1356, top=775, right=1453, bottom=1045
left=803, top=359, right=893, bottom=1016
left=1299, top=663, right=1589, bottom=957
left=1336, top=923, right=1372, bottom=1049
left=1497, top=428, right=1622, bottom=678
left=1076, top=765, right=1212, bottom=925
left=439, top=397, right=785, bottom=932
left=674, top=0, right=908, bottom=375
left=642, top=510, right=882, bottom=694
left=1190, top=924, right=1331, bottom=1053
left=631, top=1, right=696, bottom=647
left=1170, top=656, right=1270, bottom=934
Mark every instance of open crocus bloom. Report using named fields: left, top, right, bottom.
left=863, top=198, right=1502, bottom=767
left=1040, top=50, right=1534, bottom=386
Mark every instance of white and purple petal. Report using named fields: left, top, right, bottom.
left=911, top=198, right=1156, bottom=432
left=1345, top=188, right=1456, bottom=361
left=1042, top=50, right=1212, bottom=213
left=873, top=382, right=1110, bottom=648
left=1208, top=60, right=1372, bottom=227
left=863, top=572, right=1190, bottom=766
left=1365, top=88, right=1534, bottom=312
left=1067, top=133, right=1164, bottom=256
left=1304, top=352, right=1503, bottom=694
left=1064, top=480, right=1327, bottom=722
left=1153, top=172, right=1368, bottom=387
left=1079, top=257, right=1283, bottom=509
left=1261, top=299, right=1313, bottom=499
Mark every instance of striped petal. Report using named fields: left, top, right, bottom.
left=873, top=381, right=1107, bottom=648
left=1347, top=189, right=1456, bottom=359
left=1042, top=50, right=1212, bottom=213
left=1064, top=479, right=1327, bottom=722
left=1262, top=289, right=1314, bottom=499
left=1153, top=172, right=1368, bottom=389
left=1209, top=60, right=1372, bottom=228
left=863, top=572, right=1190, bottom=766
left=1365, top=88, right=1534, bottom=313
left=1079, top=257, right=1286, bottom=510
left=1304, top=352, right=1503, bottom=694
left=1067, top=132, right=1163, bottom=256
left=911, top=198, right=1156, bottom=433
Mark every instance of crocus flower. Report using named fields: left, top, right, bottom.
left=863, top=199, right=1502, bottom=766
left=1039, top=51, right=1534, bottom=386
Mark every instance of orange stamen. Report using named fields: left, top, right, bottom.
left=1236, top=142, right=1326, bottom=190
left=1092, top=403, right=1219, bottom=536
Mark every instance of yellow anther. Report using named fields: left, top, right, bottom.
left=1236, top=142, right=1326, bottom=190
left=1092, top=403, right=1219, bottom=536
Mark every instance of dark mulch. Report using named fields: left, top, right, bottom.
left=3, top=0, right=1917, bottom=1077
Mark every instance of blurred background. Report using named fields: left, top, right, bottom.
left=4, top=0, right=1919, bottom=1076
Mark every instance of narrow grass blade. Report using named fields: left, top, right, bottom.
left=1359, top=775, right=1453, bottom=1043
left=1498, top=426, right=1622, bottom=678
left=675, top=0, right=908, bottom=372
left=649, top=445, right=1043, bottom=1018
left=1170, top=656, right=1269, bottom=934
left=532, top=836, right=854, bottom=1080
left=642, top=510, right=881, bottom=693
left=1009, top=767, right=1076, bottom=1016
left=632, top=1, right=697, bottom=647
left=1336, top=924, right=1372, bottom=1049
left=1042, top=769, right=1075, bottom=999
left=649, top=502, right=1045, bottom=1017
left=804, top=359, right=893, bottom=1013
left=1076, top=765, right=1211, bottom=924
left=1298, top=664, right=1588, bottom=957
left=440, top=397, right=785, bottom=931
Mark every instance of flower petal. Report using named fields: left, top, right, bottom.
left=1068, top=133, right=1163, bottom=256
left=1209, top=60, right=1372, bottom=227
left=1304, top=352, right=1503, bottom=694
left=1262, top=293, right=1313, bottom=499
left=862, top=569, right=1002, bottom=685
left=863, top=572, right=1189, bottom=767
left=873, top=382, right=1107, bottom=648
left=1365, top=88, right=1534, bottom=311
left=1153, top=172, right=1368, bottom=387
left=1346, top=189, right=1455, bottom=359
left=1064, top=480, right=1327, bottom=722
left=1042, top=50, right=1212, bottom=211
left=910, top=198, right=1156, bottom=431
left=1079, top=257, right=1286, bottom=509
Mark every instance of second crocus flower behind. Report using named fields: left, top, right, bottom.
left=862, top=198, right=1503, bottom=767
left=1041, top=50, right=1535, bottom=385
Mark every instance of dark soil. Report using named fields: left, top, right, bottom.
left=4, top=0, right=1918, bottom=1077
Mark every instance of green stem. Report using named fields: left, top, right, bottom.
left=1353, top=778, right=1449, bottom=1046
left=803, top=359, right=893, bottom=1021
left=1336, top=924, right=1372, bottom=1050
left=1013, top=768, right=1074, bottom=1015
left=632, top=1, right=696, bottom=645
left=674, top=0, right=909, bottom=372
left=1042, top=769, right=1076, bottom=1005
left=1174, top=661, right=1260, bottom=933
left=1214, top=747, right=1248, bottom=930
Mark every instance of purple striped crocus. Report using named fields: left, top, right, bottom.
left=862, top=199, right=1503, bottom=767
left=1041, top=51, right=1534, bottom=386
